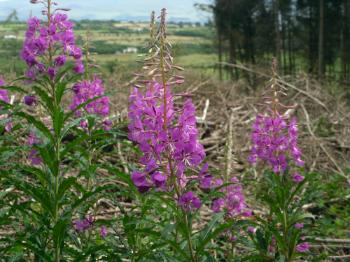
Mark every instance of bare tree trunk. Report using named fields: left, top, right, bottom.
left=287, top=17, right=293, bottom=74
left=229, top=31, right=238, bottom=80
left=318, top=0, right=324, bottom=79
left=218, top=33, right=223, bottom=81
left=341, top=0, right=350, bottom=81
left=273, top=0, right=281, bottom=66
left=282, top=18, right=287, bottom=74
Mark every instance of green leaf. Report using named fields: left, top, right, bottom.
left=16, top=242, right=53, bottom=261
left=196, top=220, right=235, bottom=254
left=35, top=144, right=59, bottom=177
left=56, top=177, right=78, bottom=206
left=64, top=95, right=105, bottom=121
left=16, top=112, right=54, bottom=143
left=53, top=219, right=69, bottom=253
left=60, top=132, right=88, bottom=158
left=0, top=85, right=27, bottom=93
left=53, top=107, right=64, bottom=137
left=20, top=165, right=49, bottom=186
left=55, top=82, right=66, bottom=105
left=60, top=117, right=88, bottom=140
left=198, top=212, right=224, bottom=242
left=73, top=245, right=122, bottom=262
left=10, top=178, right=54, bottom=217
left=32, top=85, right=54, bottom=114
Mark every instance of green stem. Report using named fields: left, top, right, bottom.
left=184, top=214, right=197, bottom=262
left=158, top=10, right=196, bottom=261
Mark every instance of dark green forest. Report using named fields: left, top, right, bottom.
left=207, top=0, right=350, bottom=81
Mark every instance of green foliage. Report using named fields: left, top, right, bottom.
left=246, top=171, right=315, bottom=261
left=0, top=62, right=129, bottom=260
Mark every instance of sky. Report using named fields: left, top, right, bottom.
left=0, top=0, right=212, bottom=22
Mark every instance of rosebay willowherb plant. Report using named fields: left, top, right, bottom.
left=0, top=0, right=124, bottom=260
left=246, top=60, right=314, bottom=261
left=127, top=9, right=250, bottom=261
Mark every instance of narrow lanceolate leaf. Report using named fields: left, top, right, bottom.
left=10, top=178, right=54, bottom=217
left=35, top=145, right=59, bottom=177
left=56, top=177, right=78, bottom=207
left=60, top=117, right=88, bottom=140
left=32, top=85, right=54, bottom=114
left=53, top=107, right=64, bottom=138
left=0, top=85, right=27, bottom=93
left=198, top=213, right=224, bottom=242
left=55, top=82, right=66, bottom=105
left=64, top=95, right=104, bottom=121
left=53, top=219, right=69, bottom=253
left=15, top=112, right=54, bottom=143
left=196, top=220, right=234, bottom=254
left=19, top=165, right=49, bottom=186
left=73, top=245, right=122, bottom=262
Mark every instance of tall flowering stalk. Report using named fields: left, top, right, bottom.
left=128, top=9, right=250, bottom=261
left=21, top=1, right=84, bottom=81
left=129, top=9, right=204, bottom=204
left=247, top=59, right=312, bottom=261
left=128, top=10, right=204, bottom=261
left=0, top=1, right=116, bottom=260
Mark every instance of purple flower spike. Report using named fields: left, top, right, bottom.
left=178, top=191, right=201, bottom=212
left=0, top=90, right=9, bottom=104
left=296, top=242, right=310, bottom=253
left=128, top=82, right=206, bottom=194
left=70, top=76, right=110, bottom=118
left=74, top=61, right=85, bottom=74
left=29, top=149, right=42, bottom=165
left=103, top=119, right=113, bottom=131
left=210, top=177, right=249, bottom=218
left=73, top=215, right=94, bottom=232
left=131, top=171, right=151, bottom=193
left=24, top=95, right=37, bottom=106
left=27, top=132, right=42, bottom=165
left=212, top=198, right=225, bottom=213
left=21, top=11, right=82, bottom=80
left=100, top=226, right=107, bottom=238
left=292, top=173, right=305, bottom=183
left=47, top=67, right=56, bottom=80
left=294, top=223, right=304, bottom=229
left=249, top=115, right=304, bottom=173
left=5, top=122, right=13, bottom=132
left=0, top=77, right=10, bottom=105
left=151, top=171, right=167, bottom=188
left=247, top=226, right=257, bottom=234
left=54, top=55, right=66, bottom=67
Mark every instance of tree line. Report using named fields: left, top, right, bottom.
left=208, top=0, right=350, bottom=81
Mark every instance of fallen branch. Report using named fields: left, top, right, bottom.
left=301, top=103, right=348, bottom=181
left=219, top=62, right=329, bottom=111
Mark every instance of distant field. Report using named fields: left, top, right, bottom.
left=0, top=21, right=218, bottom=79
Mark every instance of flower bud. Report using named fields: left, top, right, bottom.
left=24, top=95, right=37, bottom=106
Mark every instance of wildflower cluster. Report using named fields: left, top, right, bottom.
left=0, top=77, right=12, bottom=132
left=0, top=77, right=9, bottom=104
left=21, top=6, right=83, bottom=80
left=73, top=215, right=94, bottom=232
left=249, top=115, right=304, bottom=173
left=0, top=0, right=317, bottom=259
left=247, top=60, right=311, bottom=258
left=211, top=177, right=250, bottom=218
left=129, top=82, right=205, bottom=195
left=70, top=75, right=110, bottom=129
left=27, top=131, right=42, bottom=165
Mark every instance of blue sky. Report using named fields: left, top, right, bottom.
left=0, top=0, right=212, bottom=22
